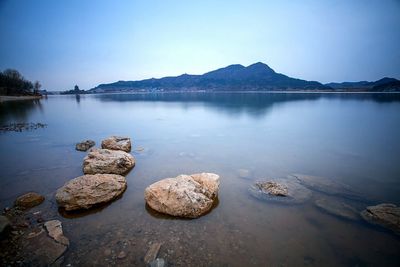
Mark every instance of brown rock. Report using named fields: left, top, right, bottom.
left=83, top=148, right=135, bottom=175
left=15, top=192, right=44, bottom=209
left=44, top=220, right=69, bottom=246
left=361, top=203, right=400, bottom=235
left=55, top=174, right=127, bottom=211
left=76, top=140, right=95, bottom=151
left=21, top=228, right=67, bottom=266
left=254, top=181, right=288, bottom=196
left=145, top=173, right=220, bottom=218
left=101, top=136, right=131, bottom=152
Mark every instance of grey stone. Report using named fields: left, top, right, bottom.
left=76, top=140, right=95, bottom=151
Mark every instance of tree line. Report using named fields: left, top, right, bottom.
left=0, top=69, right=41, bottom=96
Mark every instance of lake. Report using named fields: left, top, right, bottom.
left=1, top=92, right=400, bottom=266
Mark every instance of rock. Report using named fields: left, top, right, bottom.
left=253, top=181, right=288, bottom=196
left=83, top=148, right=135, bottom=175
left=249, top=177, right=311, bottom=204
left=75, top=140, right=95, bottom=151
left=20, top=228, right=67, bottom=266
left=361, top=203, right=400, bottom=235
left=15, top=192, right=45, bottom=209
left=0, top=215, right=11, bottom=236
left=101, top=136, right=131, bottom=152
left=149, top=258, right=167, bottom=267
left=144, top=242, right=162, bottom=264
left=291, top=174, right=363, bottom=200
left=44, top=220, right=69, bottom=246
left=315, top=198, right=359, bottom=221
left=237, top=169, right=252, bottom=179
left=55, top=174, right=127, bottom=211
left=117, top=251, right=127, bottom=259
left=145, top=173, right=220, bottom=218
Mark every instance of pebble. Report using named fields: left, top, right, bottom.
left=117, top=251, right=127, bottom=259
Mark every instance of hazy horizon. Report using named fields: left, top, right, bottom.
left=1, top=0, right=400, bottom=91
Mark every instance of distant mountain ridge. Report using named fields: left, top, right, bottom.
left=91, top=62, right=400, bottom=92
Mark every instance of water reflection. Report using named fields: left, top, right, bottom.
left=0, top=99, right=43, bottom=124
left=94, top=92, right=400, bottom=117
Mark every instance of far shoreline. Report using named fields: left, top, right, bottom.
left=0, top=95, right=43, bottom=102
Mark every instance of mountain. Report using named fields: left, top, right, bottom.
left=91, top=63, right=400, bottom=92
left=326, top=77, right=400, bottom=92
left=91, top=62, right=329, bottom=92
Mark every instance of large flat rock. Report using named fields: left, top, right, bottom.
left=56, top=174, right=127, bottom=211
left=83, top=148, right=135, bottom=175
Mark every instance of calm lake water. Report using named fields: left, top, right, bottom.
left=1, top=92, right=400, bottom=266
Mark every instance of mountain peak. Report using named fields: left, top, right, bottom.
left=246, top=62, right=275, bottom=74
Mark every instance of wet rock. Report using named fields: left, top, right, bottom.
left=0, top=215, right=11, bottom=236
left=83, top=148, right=135, bottom=175
left=144, top=242, right=162, bottom=264
left=249, top=177, right=311, bottom=204
left=15, top=192, right=44, bottom=209
left=291, top=174, right=363, bottom=200
left=361, top=203, right=400, bottom=235
left=101, top=136, right=131, bottom=152
left=56, top=174, right=127, bottom=211
left=75, top=140, right=95, bottom=151
left=145, top=173, right=220, bottom=218
left=21, top=228, right=67, bottom=266
left=315, top=198, right=359, bottom=221
left=237, top=169, right=252, bottom=179
left=253, top=181, right=288, bottom=196
left=149, top=258, right=167, bottom=267
left=44, top=220, right=69, bottom=246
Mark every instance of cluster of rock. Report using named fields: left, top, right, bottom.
left=56, top=136, right=134, bottom=211
left=1, top=192, right=70, bottom=266
left=247, top=173, right=400, bottom=235
left=74, top=136, right=221, bottom=220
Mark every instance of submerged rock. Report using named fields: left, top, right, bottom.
left=83, top=148, right=135, bottom=175
left=291, top=174, right=363, bottom=200
left=15, top=192, right=45, bottom=209
left=315, top=198, right=359, bottom=221
left=44, top=220, right=69, bottom=246
left=21, top=227, right=67, bottom=266
left=101, top=136, right=131, bottom=152
left=56, top=174, right=127, bottom=211
left=0, top=215, right=11, bottom=236
left=237, top=169, right=252, bottom=179
left=76, top=140, right=95, bottom=151
left=149, top=258, right=167, bottom=267
left=249, top=177, right=311, bottom=204
left=254, top=181, right=288, bottom=196
left=361, top=203, right=400, bottom=235
left=144, top=242, right=162, bottom=264
left=145, top=173, right=220, bottom=218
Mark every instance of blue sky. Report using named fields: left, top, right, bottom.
left=0, top=0, right=399, bottom=90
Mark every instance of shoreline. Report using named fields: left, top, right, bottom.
left=0, top=95, right=42, bottom=102
left=49, top=90, right=400, bottom=96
